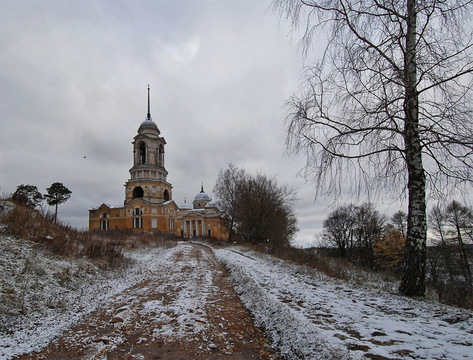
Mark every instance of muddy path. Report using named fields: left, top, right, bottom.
left=19, top=243, right=279, bottom=360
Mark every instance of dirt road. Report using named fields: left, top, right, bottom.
left=19, top=243, right=279, bottom=360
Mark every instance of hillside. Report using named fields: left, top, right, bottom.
left=1, top=234, right=472, bottom=359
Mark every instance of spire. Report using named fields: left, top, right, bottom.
left=201, top=182, right=204, bottom=193
left=146, top=84, right=152, bottom=120
left=139, top=84, right=158, bottom=131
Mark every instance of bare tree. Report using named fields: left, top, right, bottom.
left=391, top=211, right=407, bottom=238
left=353, top=203, right=385, bottom=267
left=429, top=204, right=455, bottom=283
left=322, top=204, right=356, bottom=257
left=235, top=173, right=298, bottom=247
left=214, top=164, right=298, bottom=247
left=274, top=0, right=473, bottom=296
left=429, top=201, right=473, bottom=304
left=213, top=163, right=247, bottom=241
left=445, top=201, right=472, bottom=286
left=322, top=202, right=384, bottom=265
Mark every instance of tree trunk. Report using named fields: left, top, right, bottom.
left=54, top=203, right=58, bottom=224
left=399, top=0, right=427, bottom=296
left=400, top=166, right=427, bottom=296
left=228, top=218, right=234, bottom=242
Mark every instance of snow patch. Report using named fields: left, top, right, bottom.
left=214, top=246, right=473, bottom=360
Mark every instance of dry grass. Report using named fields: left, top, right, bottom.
left=210, top=237, right=364, bottom=282
left=0, top=202, right=180, bottom=269
left=0, top=204, right=127, bottom=268
left=254, top=243, right=473, bottom=309
left=262, top=244, right=363, bottom=282
left=91, top=228, right=179, bottom=250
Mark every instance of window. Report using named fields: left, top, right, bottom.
left=100, top=213, right=109, bottom=230
left=132, top=207, right=143, bottom=229
left=163, top=189, right=170, bottom=201
left=139, top=142, right=146, bottom=164
left=151, top=218, right=158, bottom=229
left=158, top=144, right=164, bottom=166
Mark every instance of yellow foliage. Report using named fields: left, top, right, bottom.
left=373, top=229, right=405, bottom=269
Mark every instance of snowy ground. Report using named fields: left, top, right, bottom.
left=1, top=236, right=472, bottom=359
left=214, top=247, right=473, bottom=359
left=0, top=235, right=177, bottom=359
left=1, top=239, right=274, bottom=359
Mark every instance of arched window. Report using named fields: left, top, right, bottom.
left=100, top=213, right=109, bottom=230
left=132, top=207, right=142, bottom=229
left=139, top=142, right=146, bottom=164
left=163, top=189, right=170, bottom=201
left=133, top=186, right=144, bottom=198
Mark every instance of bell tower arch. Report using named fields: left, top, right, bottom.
left=125, top=85, right=173, bottom=205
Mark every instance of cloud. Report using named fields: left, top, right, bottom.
left=0, top=0, right=345, bottom=245
left=163, top=36, right=200, bottom=67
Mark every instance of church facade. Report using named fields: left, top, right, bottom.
left=88, top=87, right=229, bottom=241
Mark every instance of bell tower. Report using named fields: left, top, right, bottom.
left=124, top=85, right=172, bottom=205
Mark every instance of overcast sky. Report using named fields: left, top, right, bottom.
left=0, top=0, right=407, bottom=247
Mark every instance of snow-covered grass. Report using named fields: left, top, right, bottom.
left=0, top=235, right=177, bottom=359
left=214, top=246, right=473, bottom=360
left=2, top=235, right=472, bottom=360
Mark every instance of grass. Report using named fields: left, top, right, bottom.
left=1, top=201, right=184, bottom=270
left=0, top=200, right=181, bottom=269
left=209, top=236, right=473, bottom=309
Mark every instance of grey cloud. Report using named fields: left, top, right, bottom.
left=1, top=0, right=327, bottom=246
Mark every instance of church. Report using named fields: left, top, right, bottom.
left=88, top=87, right=229, bottom=241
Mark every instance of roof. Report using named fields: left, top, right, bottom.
left=194, top=184, right=211, bottom=201
left=194, top=192, right=211, bottom=201
left=139, top=119, right=158, bottom=130
left=179, top=201, right=192, bottom=210
left=205, top=200, right=219, bottom=209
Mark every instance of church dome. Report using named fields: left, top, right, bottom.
left=205, top=201, right=218, bottom=209
left=194, top=189, right=211, bottom=201
left=139, top=118, right=158, bottom=129
left=180, top=199, right=192, bottom=210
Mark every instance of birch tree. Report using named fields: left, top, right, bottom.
left=274, top=0, right=473, bottom=295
